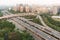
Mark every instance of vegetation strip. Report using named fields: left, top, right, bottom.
left=40, top=14, right=60, bottom=32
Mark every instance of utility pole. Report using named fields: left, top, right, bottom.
left=4, top=32, right=8, bottom=40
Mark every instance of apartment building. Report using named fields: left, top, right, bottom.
left=24, top=5, right=30, bottom=13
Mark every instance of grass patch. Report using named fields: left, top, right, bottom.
left=23, top=15, right=43, bottom=25
left=0, top=19, right=34, bottom=40
left=41, top=14, right=60, bottom=32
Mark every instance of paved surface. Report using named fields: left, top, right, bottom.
left=7, top=19, right=26, bottom=31
left=1, top=11, right=36, bottom=19
left=11, top=17, right=57, bottom=40
left=37, top=15, right=60, bottom=39
left=52, top=16, right=60, bottom=18
left=2, top=10, right=26, bottom=31
left=2, top=10, right=59, bottom=40
left=2, top=10, right=43, bottom=40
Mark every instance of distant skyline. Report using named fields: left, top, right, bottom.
left=0, top=0, right=60, bottom=6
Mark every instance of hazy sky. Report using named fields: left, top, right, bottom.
left=0, top=0, right=60, bottom=6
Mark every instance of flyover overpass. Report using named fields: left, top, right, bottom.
left=52, top=16, right=60, bottom=18
left=0, top=13, right=37, bottom=19
left=1, top=10, right=60, bottom=40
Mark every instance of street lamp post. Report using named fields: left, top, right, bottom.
left=4, top=32, right=8, bottom=40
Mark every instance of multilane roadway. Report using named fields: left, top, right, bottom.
left=1, top=10, right=59, bottom=40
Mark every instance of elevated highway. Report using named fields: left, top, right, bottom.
left=1, top=10, right=60, bottom=40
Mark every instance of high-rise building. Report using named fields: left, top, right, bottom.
left=19, top=4, right=24, bottom=12
left=49, top=6, right=58, bottom=15
left=24, top=5, right=30, bottom=13
left=12, top=4, right=58, bottom=15
left=32, top=5, right=49, bottom=14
